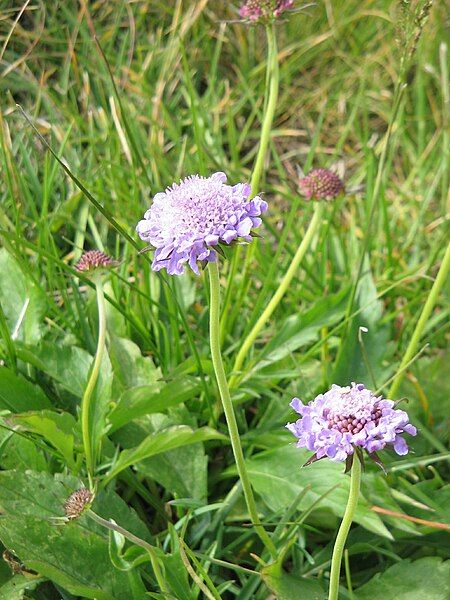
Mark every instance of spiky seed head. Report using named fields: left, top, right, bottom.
left=298, top=168, right=344, bottom=201
left=75, top=250, right=117, bottom=273
left=64, top=488, right=94, bottom=520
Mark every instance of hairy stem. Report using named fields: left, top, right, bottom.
left=249, top=24, right=279, bottom=197
left=81, top=279, right=107, bottom=484
left=389, top=241, right=450, bottom=399
left=229, top=202, right=325, bottom=388
left=208, top=261, right=277, bottom=559
left=220, top=24, right=279, bottom=338
left=328, top=457, right=362, bottom=600
left=88, top=511, right=170, bottom=595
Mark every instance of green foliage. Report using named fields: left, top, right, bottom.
left=245, top=446, right=392, bottom=537
left=0, top=471, right=148, bottom=599
left=262, top=562, right=325, bottom=599
left=357, top=557, right=450, bottom=599
left=0, top=0, right=448, bottom=598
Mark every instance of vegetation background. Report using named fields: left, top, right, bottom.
left=0, top=0, right=448, bottom=598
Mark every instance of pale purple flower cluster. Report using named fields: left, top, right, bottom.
left=286, top=383, right=417, bottom=463
left=240, top=0, right=295, bottom=22
left=136, top=172, right=267, bottom=276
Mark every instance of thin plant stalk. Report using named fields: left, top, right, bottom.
left=220, top=24, right=279, bottom=335
left=239, top=24, right=280, bottom=275
left=328, top=457, right=362, bottom=600
left=249, top=24, right=279, bottom=198
left=81, top=278, right=107, bottom=485
left=229, top=202, right=325, bottom=388
left=87, top=510, right=170, bottom=596
left=389, top=241, right=450, bottom=399
left=207, top=261, right=277, bottom=559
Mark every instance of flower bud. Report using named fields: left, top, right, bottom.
left=75, top=250, right=117, bottom=273
left=298, top=168, right=344, bottom=201
left=239, top=0, right=295, bottom=23
left=64, top=488, right=94, bottom=520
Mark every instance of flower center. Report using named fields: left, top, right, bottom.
left=327, top=406, right=383, bottom=435
left=165, top=177, right=236, bottom=240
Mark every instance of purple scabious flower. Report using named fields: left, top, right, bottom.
left=239, top=0, right=295, bottom=22
left=286, top=383, right=417, bottom=463
left=136, top=172, right=267, bottom=276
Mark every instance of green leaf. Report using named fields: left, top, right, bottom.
left=262, top=563, right=325, bottom=600
left=0, top=249, right=47, bottom=344
left=0, top=470, right=148, bottom=599
left=333, top=262, right=392, bottom=387
left=114, top=411, right=208, bottom=500
left=0, top=419, right=48, bottom=472
left=244, top=445, right=393, bottom=538
left=109, top=377, right=201, bottom=432
left=12, top=410, right=77, bottom=468
left=108, top=336, right=162, bottom=391
left=15, top=342, right=93, bottom=398
left=15, top=341, right=113, bottom=461
left=254, top=288, right=349, bottom=370
left=0, top=574, right=45, bottom=600
left=362, top=472, right=418, bottom=534
left=0, top=367, right=51, bottom=411
left=154, top=525, right=194, bottom=600
left=105, top=425, right=225, bottom=484
left=356, top=557, right=450, bottom=599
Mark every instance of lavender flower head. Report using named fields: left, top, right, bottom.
left=286, top=383, right=417, bottom=463
left=136, top=172, right=267, bottom=276
left=239, top=0, right=295, bottom=22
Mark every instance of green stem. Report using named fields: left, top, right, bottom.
left=388, top=241, right=450, bottom=399
left=81, top=279, right=107, bottom=484
left=220, top=25, right=279, bottom=336
left=207, top=261, right=277, bottom=559
left=229, top=202, right=325, bottom=388
left=88, top=511, right=170, bottom=595
left=328, top=457, right=361, bottom=600
left=249, top=24, right=279, bottom=197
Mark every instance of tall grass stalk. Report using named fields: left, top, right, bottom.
left=229, top=202, right=325, bottom=388
left=208, top=261, right=277, bottom=559
left=221, top=25, right=279, bottom=337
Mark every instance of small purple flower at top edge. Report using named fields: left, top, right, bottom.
left=286, top=383, right=417, bottom=465
left=136, top=172, right=267, bottom=276
left=239, top=0, right=295, bottom=23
